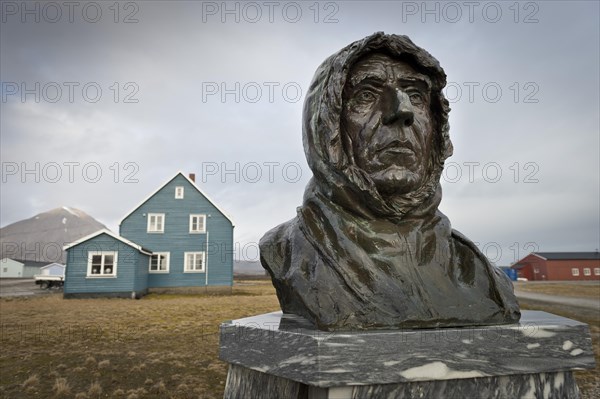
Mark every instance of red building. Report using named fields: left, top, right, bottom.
left=511, top=252, right=600, bottom=281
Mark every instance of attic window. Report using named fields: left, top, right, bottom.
left=175, top=186, right=184, bottom=199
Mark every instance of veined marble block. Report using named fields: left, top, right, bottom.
left=219, top=311, right=595, bottom=399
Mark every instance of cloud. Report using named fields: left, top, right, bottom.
left=1, top=1, right=598, bottom=265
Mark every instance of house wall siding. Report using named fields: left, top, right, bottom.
left=64, top=233, right=146, bottom=295
left=514, top=254, right=547, bottom=281
left=513, top=254, right=600, bottom=281
left=546, top=259, right=600, bottom=281
left=22, top=266, right=42, bottom=278
left=120, top=174, right=233, bottom=288
left=134, top=251, right=150, bottom=293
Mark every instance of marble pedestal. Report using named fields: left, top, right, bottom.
left=219, top=311, right=595, bottom=399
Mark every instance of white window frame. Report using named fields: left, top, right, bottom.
left=571, top=268, right=579, bottom=276
left=583, top=268, right=591, bottom=276
left=149, top=252, right=170, bottom=273
left=87, top=251, right=118, bottom=278
left=147, top=213, right=165, bottom=233
left=594, top=268, right=600, bottom=276
left=184, top=252, right=205, bottom=273
left=189, top=214, right=206, bottom=234
left=175, top=186, right=184, bottom=199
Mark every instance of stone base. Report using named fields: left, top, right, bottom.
left=224, top=365, right=579, bottom=399
left=219, top=311, right=595, bottom=399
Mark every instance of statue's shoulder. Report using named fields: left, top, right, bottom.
left=450, top=228, right=487, bottom=262
left=259, top=217, right=299, bottom=278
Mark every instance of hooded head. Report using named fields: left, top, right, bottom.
left=302, top=32, right=453, bottom=220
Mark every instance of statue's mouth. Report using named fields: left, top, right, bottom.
left=377, top=141, right=415, bottom=156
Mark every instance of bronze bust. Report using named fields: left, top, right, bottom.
left=260, top=32, right=520, bottom=331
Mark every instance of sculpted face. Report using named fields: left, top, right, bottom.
left=342, top=53, right=435, bottom=196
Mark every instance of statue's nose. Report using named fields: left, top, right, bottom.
left=382, top=88, right=414, bottom=127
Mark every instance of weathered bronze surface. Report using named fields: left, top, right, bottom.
left=260, top=32, right=521, bottom=331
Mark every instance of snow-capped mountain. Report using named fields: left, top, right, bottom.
left=0, top=207, right=107, bottom=263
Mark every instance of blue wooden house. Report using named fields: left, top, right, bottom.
left=63, top=229, right=152, bottom=298
left=119, top=172, right=234, bottom=289
left=63, top=172, right=234, bottom=298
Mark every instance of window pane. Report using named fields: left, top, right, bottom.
left=91, top=255, right=102, bottom=274
left=103, top=255, right=113, bottom=274
left=150, top=256, right=158, bottom=270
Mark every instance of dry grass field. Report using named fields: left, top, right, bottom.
left=515, top=280, right=600, bottom=299
left=0, top=281, right=279, bottom=399
left=1, top=280, right=598, bottom=398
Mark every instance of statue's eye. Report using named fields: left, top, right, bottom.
left=409, top=92, right=424, bottom=106
left=354, top=89, right=377, bottom=104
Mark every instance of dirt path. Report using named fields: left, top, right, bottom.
left=0, top=279, right=58, bottom=297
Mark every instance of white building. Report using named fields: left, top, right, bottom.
left=39, top=263, right=66, bottom=277
left=0, top=258, right=50, bottom=278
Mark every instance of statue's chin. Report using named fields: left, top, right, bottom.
left=371, top=167, right=422, bottom=196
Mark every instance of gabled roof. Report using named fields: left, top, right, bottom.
left=0, top=258, right=24, bottom=266
left=533, top=252, right=600, bottom=261
left=118, top=171, right=234, bottom=227
left=13, top=259, right=53, bottom=268
left=40, top=263, right=66, bottom=270
left=62, top=229, right=153, bottom=255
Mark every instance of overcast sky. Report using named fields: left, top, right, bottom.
left=1, top=1, right=598, bottom=265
